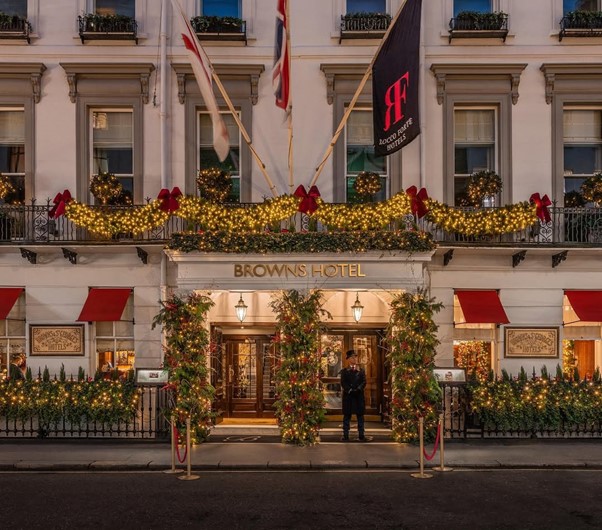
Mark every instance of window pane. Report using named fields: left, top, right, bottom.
left=564, top=110, right=602, bottom=141
left=454, top=146, right=494, bottom=174
left=0, top=146, right=24, bottom=173
left=199, top=112, right=240, bottom=176
left=202, top=0, right=240, bottom=17
left=96, top=322, right=113, bottom=336
left=564, top=0, right=597, bottom=13
left=7, top=319, right=24, bottom=336
left=346, top=110, right=386, bottom=174
left=93, top=148, right=133, bottom=175
left=95, top=0, right=135, bottom=17
left=347, top=0, right=386, bottom=13
left=455, top=109, right=494, bottom=143
left=564, top=146, right=601, bottom=174
left=347, top=176, right=387, bottom=203
left=114, top=320, right=133, bottom=337
left=454, top=0, right=492, bottom=15
left=93, top=111, right=133, bottom=176
left=0, top=110, right=25, bottom=143
left=0, top=0, right=27, bottom=17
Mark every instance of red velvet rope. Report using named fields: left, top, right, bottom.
left=422, top=422, right=441, bottom=461
left=173, top=425, right=188, bottom=464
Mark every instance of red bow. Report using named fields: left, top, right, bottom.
left=530, top=193, right=552, bottom=223
left=294, top=185, right=321, bottom=215
left=406, top=186, right=429, bottom=219
left=49, top=190, right=72, bottom=219
left=157, top=187, right=182, bottom=213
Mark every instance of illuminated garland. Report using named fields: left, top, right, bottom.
left=0, top=173, right=14, bottom=200
left=580, top=174, right=602, bottom=204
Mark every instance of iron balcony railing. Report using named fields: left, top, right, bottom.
left=1, top=202, right=602, bottom=247
left=559, top=13, right=602, bottom=41
left=448, top=13, right=509, bottom=43
left=340, top=13, right=391, bottom=41
left=191, top=17, right=247, bottom=43
left=0, top=15, right=31, bottom=43
left=78, top=15, right=138, bottom=44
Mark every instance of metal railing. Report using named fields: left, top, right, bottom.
left=0, top=385, right=170, bottom=440
left=448, top=13, right=509, bottom=42
left=2, top=202, right=602, bottom=247
left=78, top=15, right=138, bottom=43
left=340, top=14, right=391, bottom=33
left=0, top=16, right=31, bottom=42
left=559, top=13, right=602, bottom=40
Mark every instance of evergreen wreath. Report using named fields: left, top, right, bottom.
left=270, top=289, right=331, bottom=445
left=353, top=171, right=382, bottom=199
left=90, top=172, right=123, bottom=205
left=580, top=173, right=602, bottom=204
left=386, top=290, right=442, bottom=443
left=464, top=170, right=502, bottom=207
left=152, top=292, right=215, bottom=443
left=196, top=167, right=232, bottom=203
left=0, top=173, right=15, bottom=200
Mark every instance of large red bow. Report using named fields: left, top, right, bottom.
left=157, top=187, right=182, bottom=213
left=406, top=186, right=429, bottom=219
left=294, top=185, right=321, bottom=215
left=530, top=193, right=552, bottom=223
left=49, top=190, right=72, bottom=219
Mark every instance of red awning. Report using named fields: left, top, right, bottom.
left=77, top=288, right=132, bottom=322
left=456, top=290, right=509, bottom=324
left=565, top=291, right=602, bottom=322
left=0, top=288, right=24, bottom=320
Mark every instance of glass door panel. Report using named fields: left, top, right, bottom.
left=320, top=334, right=344, bottom=411
left=352, top=335, right=379, bottom=411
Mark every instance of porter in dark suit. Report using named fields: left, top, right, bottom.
left=340, top=349, right=366, bottom=441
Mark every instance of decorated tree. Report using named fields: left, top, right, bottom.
left=152, top=292, right=215, bottom=443
left=454, top=341, right=491, bottom=382
left=386, top=290, right=442, bottom=443
left=270, top=289, right=330, bottom=445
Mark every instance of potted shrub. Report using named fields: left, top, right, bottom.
left=0, top=11, right=31, bottom=37
left=563, top=10, right=602, bottom=29
left=191, top=15, right=244, bottom=34
left=78, top=12, right=137, bottom=41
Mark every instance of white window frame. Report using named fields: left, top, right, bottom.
left=76, top=0, right=147, bottom=37
left=344, top=106, right=389, bottom=203
left=0, top=106, right=26, bottom=204
left=562, top=105, right=602, bottom=191
left=89, top=107, right=134, bottom=204
left=94, top=294, right=134, bottom=374
left=196, top=109, right=241, bottom=202
left=0, top=291, right=26, bottom=374
left=453, top=105, right=499, bottom=205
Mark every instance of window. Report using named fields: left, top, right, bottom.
left=95, top=294, right=135, bottom=375
left=198, top=111, right=240, bottom=202
left=563, top=108, right=602, bottom=198
left=91, top=109, right=134, bottom=204
left=563, top=0, right=599, bottom=13
left=0, top=291, right=25, bottom=376
left=94, top=0, right=135, bottom=17
left=0, top=0, right=27, bottom=17
left=0, top=108, right=25, bottom=204
left=454, top=0, right=491, bottom=15
left=347, top=0, right=386, bottom=13
left=454, top=108, right=497, bottom=206
left=202, top=0, right=240, bottom=17
left=345, top=108, right=387, bottom=203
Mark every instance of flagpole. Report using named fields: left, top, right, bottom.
left=309, top=0, right=411, bottom=188
left=285, top=0, right=294, bottom=193
left=211, top=72, right=279, bottom=198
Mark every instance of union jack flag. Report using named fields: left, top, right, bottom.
left=273, top=0, right=290, bottom=110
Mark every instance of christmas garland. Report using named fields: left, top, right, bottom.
left=270, top=289, right=330, bottom=445
left=464, top=170, right=503, bottom=207
left=152, top=292, right=215, bottom=443
left=196, top=167, right=232, bottom=203
left=0, top=173, right=15, bottom=200
left=580, top=173, right=602, bottom=204
left=386, top=290, right=442, bottom=443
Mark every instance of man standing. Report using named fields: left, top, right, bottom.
left=340, top=349, right=366, bottom=441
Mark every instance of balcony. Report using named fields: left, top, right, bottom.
left=78, top=14, right=138, bottom=44
left=449, top=11, right=509, bottom=43
left=191, top=16, right=246, bottom=44
left=559, top=11, right=602, bottom=41
left=1, top=202, right=602, bottom=248
left=340, top=12, right=391, bottom=42
left=0, top=13, right=31, bottom=43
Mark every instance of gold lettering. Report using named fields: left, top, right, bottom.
left=357, top=263, right=366, bottom=277
left=234, top=264, right=243, bottom=277
left=286, top=264, right=298, bottom=277
left=338, top=263, right=349, bottom=277
left=312, top=264, right=323, bottom=276
left=348, top=264, right=357, bottom=277
left=244, top=264, right=253, bottom=277
left=253, top=265, right=267, bottom=277
left=324, top=265, right=338, bottom=277
left=298, top=264, right=307, bottom=277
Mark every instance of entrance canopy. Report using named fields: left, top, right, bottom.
left=455, top=290, right=509, bottom=324
left=565, top=290, right=602, bottom=322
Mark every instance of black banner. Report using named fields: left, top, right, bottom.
left=372, top=0, right=422, bottom=157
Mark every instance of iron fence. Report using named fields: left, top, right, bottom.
left=0, top=385, right=170, bottom=440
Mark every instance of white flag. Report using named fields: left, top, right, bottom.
left=171, top=0, right=229, bottom=162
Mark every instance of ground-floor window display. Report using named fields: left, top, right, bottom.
left=94, top=294, right=135, bottom=375
left=0, top=289, right=25, bottom=377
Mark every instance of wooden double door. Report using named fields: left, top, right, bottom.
left=221, top=335, right=278, bottom=418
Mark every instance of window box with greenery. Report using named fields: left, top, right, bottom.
left=449, top=11, right=509, bottom=43
left=191, top=16, right=246, bottom=43
left=340, top=12, right=391, bottom=41
left=560, top=10, right=602, bottom=41
left=78, top=13, right=138, bottom=44
left=0, top=11, right=31, bottom=43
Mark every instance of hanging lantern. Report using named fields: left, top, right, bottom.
left=235, top=294, right=248, bottom=323
left=351, top=293, right=364, bottom=323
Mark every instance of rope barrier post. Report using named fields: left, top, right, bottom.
left=433, top=413, right=453, bottom=472
left=178, top=418, right=200, bottom=481
left=410, top=417, right=433, bottom=479
left=163, top=418, right=184, bottom=474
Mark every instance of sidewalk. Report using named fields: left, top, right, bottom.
left=1, top=438, right=601, bottom=472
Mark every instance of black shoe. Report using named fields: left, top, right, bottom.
left=341, top=435, right=349, bottom=441
left=358, top=435, right=366, bottom=441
